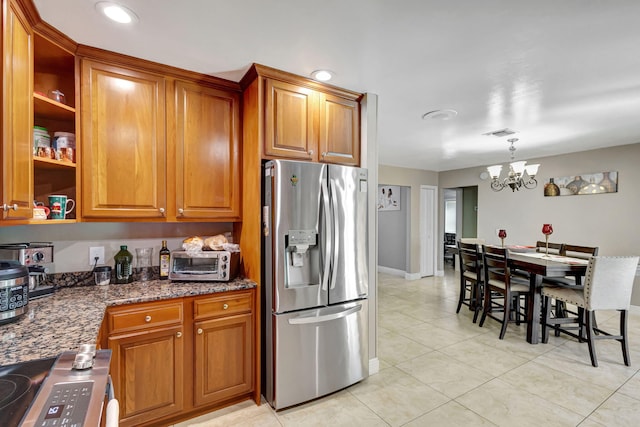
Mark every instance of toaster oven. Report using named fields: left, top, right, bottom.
left=169, top=250, right=239, bottom=281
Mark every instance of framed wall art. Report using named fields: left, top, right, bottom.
left=543, top=171, right=618, bottom=197
left=377, top=185, right=400, bottom=210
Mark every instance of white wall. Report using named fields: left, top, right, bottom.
left=440, top=142, right=640, bottom=304
left=0, top=222, right=232, bottom=272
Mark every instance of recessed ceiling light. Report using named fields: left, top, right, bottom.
left=421, top=109, right=458, bottom=121
left=311, top=70, right=333, bottom=82
left=96, top=2, right=138, bottom=24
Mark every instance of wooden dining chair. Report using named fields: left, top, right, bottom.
left=535, top=240, right=565, bottom=255
left=549, top=245, right=600, bottom=286
left=456, top=241, right=483, bottom=322
left=460, top=238, right=485, bottom=245
left=479, top=245, right=530, bottom=339
left=444, top=233, right=457, bottom=266
left=541, top=256, right=640, bottom=367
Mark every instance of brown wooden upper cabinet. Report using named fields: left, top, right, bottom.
left=318, top=92, right=360, bottom=165
left=173, top=80, right=241, bottom=221
left=264, top=79, right=317, bottom=161
left=251, top=64, right=362, bottom=166
left=80, top=51, right=241, bottom=222
left=2, top=0, right=77, bottom=225
left=32, top=31, right=77, bottom=222
left=80, top=58, right=167, bottom=220
left=1, top=0, right=33, bottom=221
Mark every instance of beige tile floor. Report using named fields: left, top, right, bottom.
left=175, top=268, right=640, bottom=426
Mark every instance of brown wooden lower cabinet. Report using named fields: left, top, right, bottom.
left=194, top=313, right=253, bottom=406
left=102, top=289, right=255, bottom=427
left=109, top=325, right=185, bottom=425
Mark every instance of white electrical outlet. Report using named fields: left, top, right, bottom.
left=89, top=246, right=105, bottom=266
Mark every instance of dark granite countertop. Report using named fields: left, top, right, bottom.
left=0, top=278, right=256, bottom=365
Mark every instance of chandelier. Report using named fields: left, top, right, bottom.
left=487, top=138, right=540, bottom=192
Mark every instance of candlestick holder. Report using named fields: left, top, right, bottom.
left=498, top=229, right=507, bottom=248
left=542, top=224, right=553, bottom=257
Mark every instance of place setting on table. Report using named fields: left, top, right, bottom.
left=492, top=228, right=538, bottom=253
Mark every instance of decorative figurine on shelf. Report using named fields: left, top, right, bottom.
left=498, top=229, right=507, bottom=247
left=542, top=224, right=554, bottom=256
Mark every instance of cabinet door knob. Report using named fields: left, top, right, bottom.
left=159, top=207, right=165, bottom=214
left=178, top=208, right=184, bottom=215
left=197, top=328, right=203, bottom=335
left=12, top=204, right=18, bottom=211
left=145, top=315, right=152, bottom=322
left=223, top=303, right=229, bottom=310
left=321, top=152, right=327, bottom=157
left=176, top=331, right=182, bottom=338
left=308, top=149, right=314, bottom=155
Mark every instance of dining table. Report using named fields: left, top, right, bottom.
left=508, top=251, right=589, bottom=344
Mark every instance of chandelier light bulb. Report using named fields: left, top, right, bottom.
left=525, top=164, right=540, bottom=177
left=487, top=165, right=503, bottom=179
left=510, top=161, right=527, bottom=176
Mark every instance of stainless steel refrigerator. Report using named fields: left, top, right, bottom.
left=262, top=159, right=369, bottom=410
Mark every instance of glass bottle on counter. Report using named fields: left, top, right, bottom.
left=114, top=245, right=133, bottom=284
left=159, top=240, right=170, bottom=280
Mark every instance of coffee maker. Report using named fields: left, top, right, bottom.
left=0, top=242, right=55, bottom=299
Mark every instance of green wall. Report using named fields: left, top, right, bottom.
left=462, top=186, right=478, bottom=238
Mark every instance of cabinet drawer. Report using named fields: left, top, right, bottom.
left=194, top=291, right=253, bottom=320
left=108, top=301, right=183, bottom=335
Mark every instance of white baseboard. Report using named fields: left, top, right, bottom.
left=404, top=272, right=421, bottom=281
left=369, top=357, right=380, bottom=375
left=377, top=265, right=405, bottom=277
left=435, top=269, right=444, bottom=276
left=377, top=266, right=423, bottom=281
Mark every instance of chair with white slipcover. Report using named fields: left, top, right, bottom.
left=541, top=256, right=639, bottom=367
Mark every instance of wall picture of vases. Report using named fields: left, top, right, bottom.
left=543, top=171, right=618, bottom=196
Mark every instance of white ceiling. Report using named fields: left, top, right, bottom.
left=34, top=0, right=640, bottom=172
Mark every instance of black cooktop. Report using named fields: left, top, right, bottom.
left=0, top=357, right=57, bottom=427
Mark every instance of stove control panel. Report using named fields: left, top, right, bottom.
left=19, top=348, right=112, bottom=427
left=32, top=381, right=94, bottom=427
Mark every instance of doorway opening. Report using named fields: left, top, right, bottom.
left=442, top=186, right=478, bottom=270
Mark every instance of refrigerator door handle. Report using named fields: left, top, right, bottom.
left=329, top=180, right=340, bottom=290
left=321, top=178, right=331, bottom=291
left=287, top=304, right=362, bottom=325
